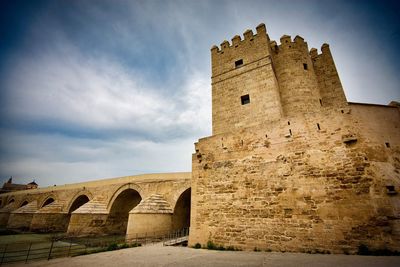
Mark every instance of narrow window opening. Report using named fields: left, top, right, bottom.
left=317, top=123, right=321, bottom=130
left=265, top=134, right=268, bottom=138
left=287, top=121, right=290, bottom=125
left=341, top=110, right=344, bottom=114
left=319, top=99, right=323, bottom=106
left=289, top=129, right=292, bottom=136
left=386, top=185, right=395, bottom=191
left=386, top=185, right=397, bottom=195
left=241, top=94, right=250, bottom=105
left=385, top=142, right=390, bottom=148
left=235, top=59, right=243, bottom=68
left=303, top=63, right=308, bottom=70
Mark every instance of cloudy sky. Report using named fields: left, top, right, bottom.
left=0, top=0, right=399, bottom=187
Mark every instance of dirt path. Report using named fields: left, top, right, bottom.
left=9, top=245, right=400, bottom=267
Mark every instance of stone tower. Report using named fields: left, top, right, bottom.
left=212, top=23, right=348, bottom=135
left=211, top=24, right=282, bottom=135
left=190, top=23, right=400, bottom=254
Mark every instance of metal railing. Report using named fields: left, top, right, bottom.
left=0, top=227, right=190, bottom=265
left=162, top=227, right=189, bottom=246
left=125, top=227, right=189, bottom=246
left=0, top=240, right=88, bottom=265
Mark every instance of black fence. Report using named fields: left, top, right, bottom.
left=0, top=227, right=190, bottom=265
left=0, top=240, right=87, bottom=265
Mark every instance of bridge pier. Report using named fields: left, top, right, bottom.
left=66, top=200, right=109, bottom=236
left=30, top=212, right=70, bottom=232
left=0, top=202, right=16, bottom=228
left=126, top=213, right=172, bottom=240
left=126, top=194, right=173, bottom=240
left=6, top=201, right=38, bottom=231
left=0, top=212, right=11, bottom=228
left=7, top=213, right=34, bottom=231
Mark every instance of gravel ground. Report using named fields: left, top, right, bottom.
left=9, top=245, right=400, bottom=267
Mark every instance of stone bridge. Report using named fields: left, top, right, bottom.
left=0, top=172, right=191, bottom=238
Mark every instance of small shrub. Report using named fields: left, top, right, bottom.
left=357, top=244, right=400, bottom=256
left=207, top=240, right=217, bottom=250
left=357, top=244, right=370, bottom=255
left=254, top=247, right=261, bottom=252
left=193, top=243, right=201, bottom=249
left=119, top=243, right=129, bottom=249
left=107, top=243, right=118, bottom=251
left=226, top=246, right=235, bottom=251
left=217, top=245, right=226, bottom=251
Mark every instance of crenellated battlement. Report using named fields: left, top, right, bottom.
left=310, top=43, right=331, bottom=59
left=211, top=23, right=267, bottom=54
left=270, top=34, right=309, bottom=54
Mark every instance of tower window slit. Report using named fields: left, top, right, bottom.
left=241, top=94, right=250, bottom=105
left=235, top=59, right=243, bottom=68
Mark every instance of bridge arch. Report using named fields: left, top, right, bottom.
left=40, top=196, right=55, bottom=208
left=107, top=183, right=142, bottom=211
left=7, top=198, right=15, bottom=205
left=172, top=187, right=191, bottom=230
left=19, top=200, right=29, bottom=208
left=66, top=190, right=93, bottom=214
left=107, top=183, right=142, bottom=234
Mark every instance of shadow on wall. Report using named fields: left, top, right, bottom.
left=107, top=189, right=142, bottom=235
left=172, top=188, right=191, bottom=230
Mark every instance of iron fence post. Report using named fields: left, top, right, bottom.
left=25, top=242, right=32, bottom=263
left=48, top=240, right=54, bottom=260
left=68, top=241, right=72, bottom=257
left=1, top=243, right=8, bottom=265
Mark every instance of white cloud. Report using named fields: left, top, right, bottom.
left=5, top=44, right=165, bottom=130
left=1, top=31, right=211, bottom=186
left=0, top=129, right=195, bottom=186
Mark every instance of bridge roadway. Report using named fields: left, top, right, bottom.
left=0, top=172, right=191, bottom=239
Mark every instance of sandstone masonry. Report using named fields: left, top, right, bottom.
left=189, top=23, right=400, bottom=254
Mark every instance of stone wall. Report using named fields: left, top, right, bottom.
left=189, top=105, right=400, bottom=253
